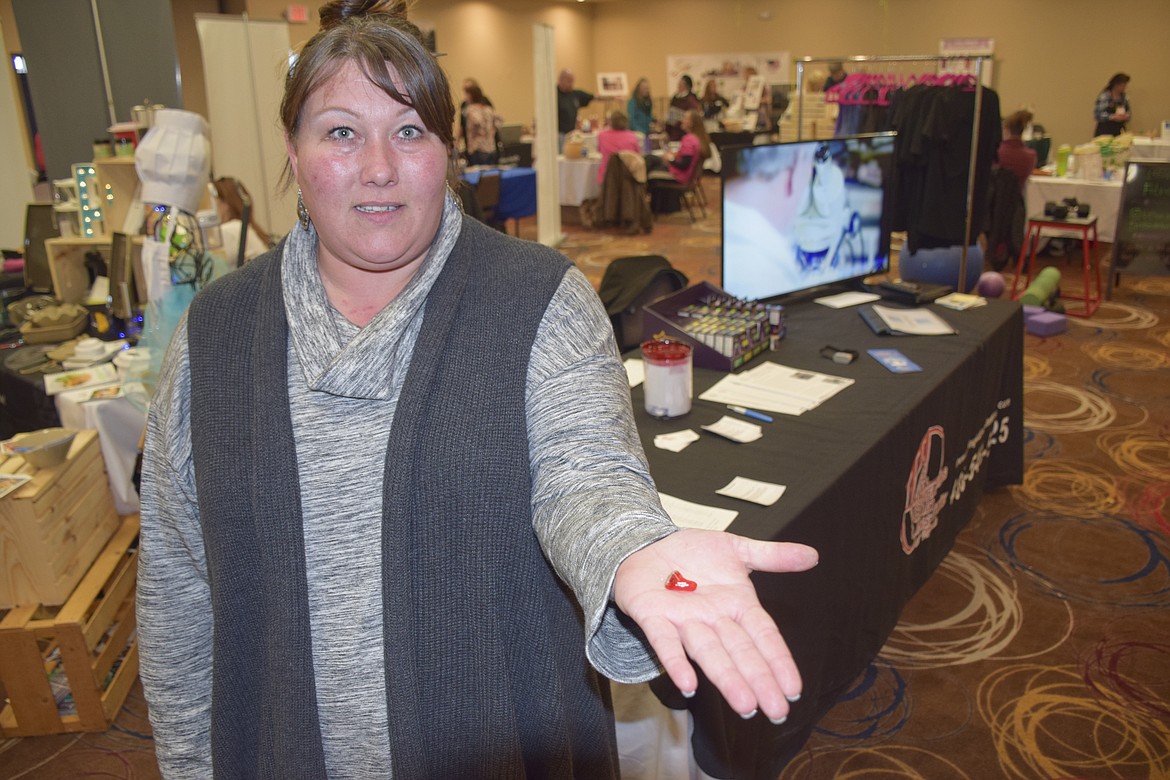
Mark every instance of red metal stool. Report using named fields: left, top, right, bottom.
left=1010, top=214, right=1101, bottom=317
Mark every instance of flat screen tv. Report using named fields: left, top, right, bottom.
left=721, top=132, right=896, bottom=301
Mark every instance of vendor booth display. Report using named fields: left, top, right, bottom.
left=0, top=515, right=140, bottom=737
left=0, top=429, right=119, bottom=609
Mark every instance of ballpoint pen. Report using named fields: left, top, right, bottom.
left=727, top=405, right=773, bottom=423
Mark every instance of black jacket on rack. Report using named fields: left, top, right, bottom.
left=889, top=85, right=1001, bottom=255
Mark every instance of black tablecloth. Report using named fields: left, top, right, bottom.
left=0, top=344, right=62, bottom=438
left=633, top=298, right=1024, bottom=778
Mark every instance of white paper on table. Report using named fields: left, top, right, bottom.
left=814, top=290, right=881, bottom=309
left=699, top=375, right=811, bottom=416
left=700, top=415, right=763, bottom=443
left=43, top=364, right=119, bottom=396
left=872, top=304, right=956, bottom=335
left=658, top=492, right=738, bottom=531
left=654, top=429, right=700, bottom=452
left=739, top=362, right=855, bottom=405
left=716, top=476, right=787, bottom=506
left=0, top=474, right=32, bottom=499
left=624, top=358, right=645, bottom=387
left=699, top=361, right=854, bottom=416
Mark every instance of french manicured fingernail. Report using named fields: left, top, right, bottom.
left=739, top=708, right=758, bottom=720
left=786, top=693, right=801, bottom=702
left=681, top=689, right=696, bottom=698
left=769, top=715, right=787, bottom=725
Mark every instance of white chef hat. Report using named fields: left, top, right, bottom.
left=135, top=109, right=211, bottom=214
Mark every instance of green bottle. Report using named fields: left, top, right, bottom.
left=1055, top=144, right=1071, bottom=177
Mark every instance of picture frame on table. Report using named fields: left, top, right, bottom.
left=597, top=72, right=629, bottom=98
left=742, top=75, right=766, bottom=111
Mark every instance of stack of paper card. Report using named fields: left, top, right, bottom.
left=698, top=361, right=854, bottom=416
left=701, top=416, right=763, bottom=443
left=935, top=292, right=987, bottom=311
left=658, top=493, right=739, bottom=531
left=814, top=290, right=881, bottom=309
left=654, top=429, right=700, bottom=452
left=872, top=305, right=956, bottom=335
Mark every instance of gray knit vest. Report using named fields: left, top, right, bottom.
left=186, top=218, right=620, bottom=779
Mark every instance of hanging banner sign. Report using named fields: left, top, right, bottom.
left=939, top=37, right=994, bottom=87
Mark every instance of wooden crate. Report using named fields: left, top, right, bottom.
left=0, top=514, right=139, bottom=736
left=44, top=236, right=110, bottom=305
left=1, top=430, right=121, bottom=609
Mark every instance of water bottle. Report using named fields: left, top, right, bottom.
left=1055, top=144, right=1071, bottom=177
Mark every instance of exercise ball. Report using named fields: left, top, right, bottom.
left=899, top=244, right=984, bottom=292
left=977, top=271, right=1006, bottom=299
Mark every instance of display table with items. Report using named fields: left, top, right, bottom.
left=1025, top=175, right=1122, bottom=242
left=620, top=296, right=1023, bottom=778
left=0, top=340, right=145, bottom=514
left=459, top=166, right=537, bottom=221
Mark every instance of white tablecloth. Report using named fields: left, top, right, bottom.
left=557, top=155, right=602, bottom=206
left=613, top=682, right=717, bottom=780
left=1130, top=138, right=1170, bottom=161
left=1025, top=176, right=1124, bottom=242
left=56, top=390, right=145, bottom=515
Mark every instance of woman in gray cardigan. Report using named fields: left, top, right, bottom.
left=136, top=2, right=819, bottom=777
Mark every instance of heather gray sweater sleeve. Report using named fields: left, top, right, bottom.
left=136, top=315, right=214, bottom=780
left=527, top=266, right=677, bottom=682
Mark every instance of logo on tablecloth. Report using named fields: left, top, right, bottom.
left=901, top=425, right=949, bottom=554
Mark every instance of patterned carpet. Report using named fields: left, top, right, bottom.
left=3, top=178, right=1168, bottom=778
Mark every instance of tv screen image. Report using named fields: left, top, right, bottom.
left=721, top=132, right=896, bottom=301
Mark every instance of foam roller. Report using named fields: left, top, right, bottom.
left=1019, top=266, right=1061, bottom=307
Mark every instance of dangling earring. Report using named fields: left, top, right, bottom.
left=297, top=188, right=311, bottom=230
left=446, top=182, right=464, bottom=213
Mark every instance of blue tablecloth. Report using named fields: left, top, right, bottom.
left=461, top=167, right=537, bottom=220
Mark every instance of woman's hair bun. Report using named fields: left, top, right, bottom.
left=319, top=0, right=410, bottom=30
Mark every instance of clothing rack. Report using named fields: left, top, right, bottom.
left=795, top=54, right=990, bottom=291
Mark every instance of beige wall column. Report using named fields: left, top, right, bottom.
left=533, top=22, right=560, bottom=247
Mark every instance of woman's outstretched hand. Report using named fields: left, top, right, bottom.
left=613, top=528, right=818, bottom=724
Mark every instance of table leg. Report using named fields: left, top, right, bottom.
left=1091, top=223, right=1103, bottom=311
left=1066, top=223, right=1100, bottom=318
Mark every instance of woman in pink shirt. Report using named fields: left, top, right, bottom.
left=597, top=111, right=643, bottom=183
left=647, top=110, right=712, bottom=184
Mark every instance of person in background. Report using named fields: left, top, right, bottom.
left=556, top=68, right=593, bottom=152
left=648, top=109, right=711, bottom=184
left=212, top=177, right=271, bottom=265
left=627, top=77, right=655, bottom=136
left=700, top=79, right=730, bottom=121
left=462, top=82, right=498, bottom=166
left=458, top=77, right=493, bottom=147
left=823, top=62, right=847, bottom=92
left=136, top=1, right=819, bottom=776
left=1093, top=73, right=1131, bottom=137
left=627, top=77, right=655, bottom=137
left=596, top=110, right=642, bottom=183
left=665, top=74, right=702, bottom=141
left=997, top=109, right=1038, bottom=188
